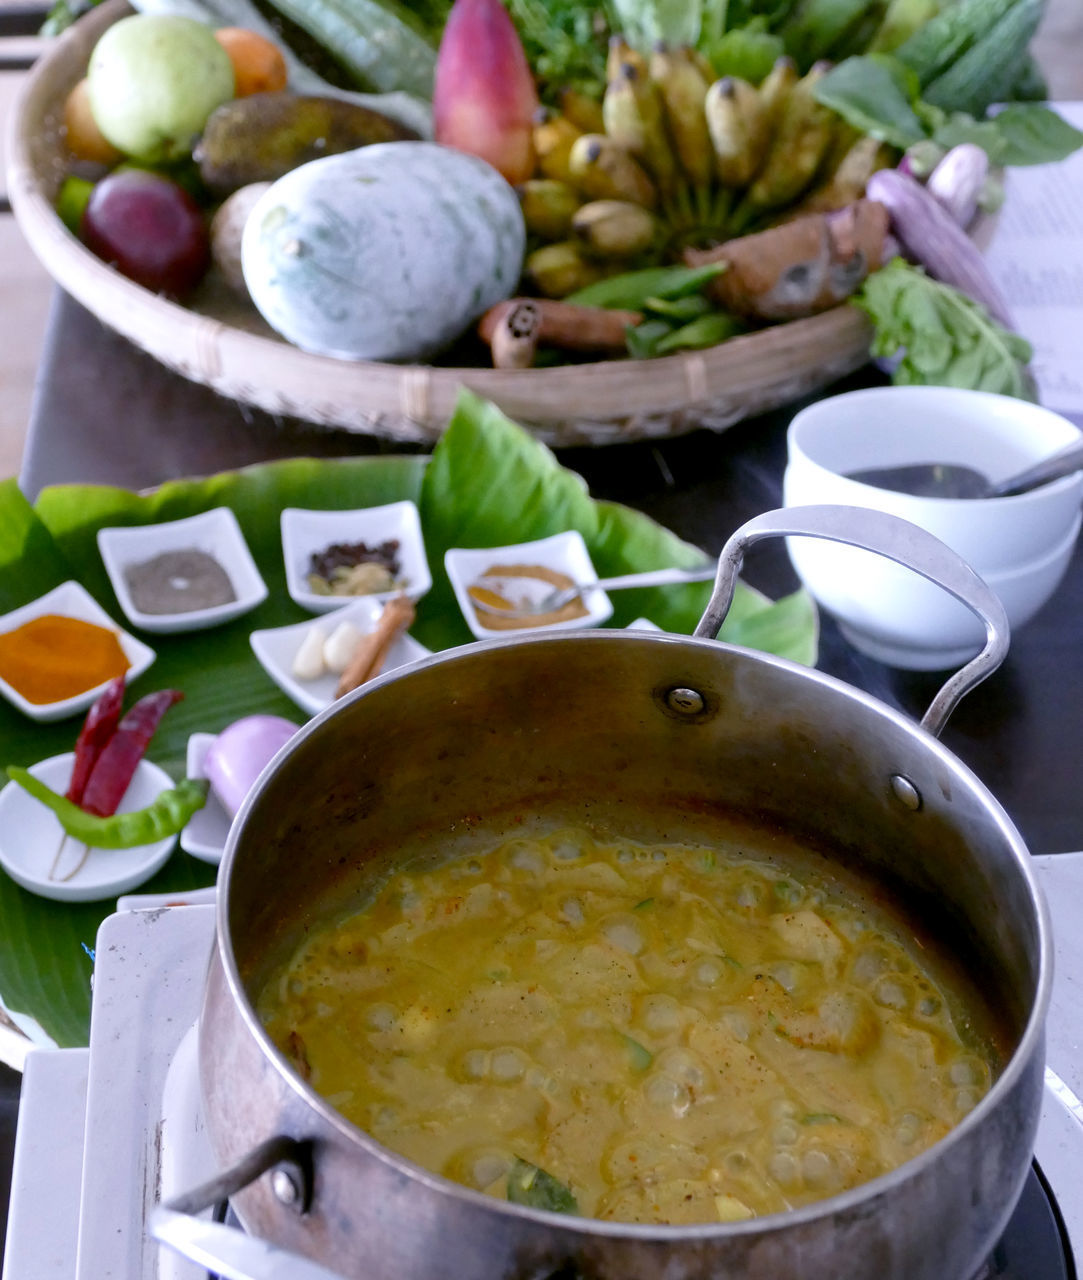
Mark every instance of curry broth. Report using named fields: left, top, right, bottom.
left=257, top=823, right=1001, bottom=1225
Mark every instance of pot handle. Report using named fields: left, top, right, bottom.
left=150, top=1135, right=346, bottom=1280
left=695, top=504, right=1009, bottom=740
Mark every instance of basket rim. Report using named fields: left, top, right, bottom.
left=6, top=0, right=875, bottom=446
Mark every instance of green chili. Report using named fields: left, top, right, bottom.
left=567, top=262, right=726, bottom=310
left=6, top=767, right=208, bottom=848
left=653, top=311, right=746, bottom=354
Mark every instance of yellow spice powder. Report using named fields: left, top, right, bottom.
left=0, top=613, right=130, bottom=704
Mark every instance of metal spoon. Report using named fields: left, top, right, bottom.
left=844, top=437, right=1083, bottom=499
left=467, top=564, right=717, bottom=621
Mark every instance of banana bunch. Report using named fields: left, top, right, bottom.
left=519, top=40, right=896, bottom=299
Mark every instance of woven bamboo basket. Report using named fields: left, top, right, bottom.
left=7, top=0, right=876, bottom=447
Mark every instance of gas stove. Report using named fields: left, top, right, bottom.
left=4, top=856, right=1083, bottom=1280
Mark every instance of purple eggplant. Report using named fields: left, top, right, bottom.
left=866, top=168, right=1013, bottom=327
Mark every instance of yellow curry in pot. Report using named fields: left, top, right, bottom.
left=258, top=825, right=998, bottom=1224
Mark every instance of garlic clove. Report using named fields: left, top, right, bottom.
left=292, top=624, right=328, bottom=680
left=323, top=620, right=364, bottom=674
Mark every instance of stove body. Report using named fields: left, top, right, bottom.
left=5, top=854, right=1083, bottom=1280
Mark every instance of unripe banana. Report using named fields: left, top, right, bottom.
left=602, top=63, right=679, bottom=196
left=649, top=45, right=714, bottom=190
left=572, top=199, right=659, bottom=258
left=558, top=85, right=606, bottom=135
left=757, top=55, right=799, bottom=133
left=533, top=110, right=582, bottom=185
left=705, top=76, right=768, bottom=188
left=568, top=133, right=658, bottom=209
left=517, top=178, right=582, bottom=239
left=607, top=34, right=647, bottom=82
left=786, top=133, right=895, bottom=216
left=525, top=240, right=606, bottom=298
left=743, top=61, right=836, bottom=212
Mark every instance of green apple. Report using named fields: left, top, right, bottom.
left=87, top=14, right=235, bottom=164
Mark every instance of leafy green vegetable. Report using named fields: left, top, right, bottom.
left=507, top=1158, right=578, bottom=1213
left=504, top=0, right=618, bottom=93
left=779, top=0, right=873, bottom=69
left=813, top=55, right=927, bottom=148
left=701, top=17, right=785, bottom=83
left=932, top=104, right=1083, bottom=168
left=4, top=770, right=208, bottom=849
left=852, top=258, right=1034, bottom=399
left=818, top=52, right=1083, bottom=167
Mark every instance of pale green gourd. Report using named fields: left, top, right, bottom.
left=240, top=142, right=526, bottom=363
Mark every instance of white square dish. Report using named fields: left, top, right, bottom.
left=249, top=596, right=431, bottom=717
left=0, top=752, right=177, bottom=902
left=97, top=507, right=268, bottom=634
left=0, top=580, right=156, bottom=722
left=445, top=531, right=614, bottom=640
left=179, top=733, right=231, bottom=865
left=281, top=502, right=432, bottom=614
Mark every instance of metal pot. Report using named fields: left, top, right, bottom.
left=154, top=506, right=1051, bottom=1280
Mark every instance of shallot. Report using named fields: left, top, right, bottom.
left=203, top=714, right=299, bottom=817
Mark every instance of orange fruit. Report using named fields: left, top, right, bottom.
left=213, top=27, right=289, bottom=98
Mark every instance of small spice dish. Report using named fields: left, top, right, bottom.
left=0, top=752, right=178, bottom=903
left=97, top=507, right=269, bottom=634
left=446, top=531, right=614, bottom=640
left=281, top=501, right=432, bottom=614
left=179, top=733, right=231, bottom=864
left=0, top=580, right=156, bottom=723
left=249, top=596, right=431, bottom=717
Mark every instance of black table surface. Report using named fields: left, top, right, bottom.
left=4, top=286, right=1082, bottom=1264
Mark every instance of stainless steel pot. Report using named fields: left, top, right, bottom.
left=154, top=506, right=1051, bottom=1280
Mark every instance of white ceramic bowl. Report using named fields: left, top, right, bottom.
left=98, top=507, right=268, bottom=634
left=0, top=752, right=177, bottom=902
left=784, top=387, right=1083, bottom=669
left=250, top=596, right=431, bottom=717
left=281, top=502, right=432, bottom=614
left=179, top=733, right=231, bottom=865
left=0, top=580, right=156, bottom=722
left=446, top=531, right=614, bottom=640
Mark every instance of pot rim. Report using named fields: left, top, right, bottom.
left=213, top=627, right=1054, bottom=1240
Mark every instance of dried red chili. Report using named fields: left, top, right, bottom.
left=80, top=688, right=184, bottom=817
left=65, top=675, right=125, bottom=805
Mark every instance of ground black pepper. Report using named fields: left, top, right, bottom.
left=124, top=548, right=237, bottom=615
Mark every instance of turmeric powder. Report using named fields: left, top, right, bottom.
left=0, top=614, right=130, bottom=705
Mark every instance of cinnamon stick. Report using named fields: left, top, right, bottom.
left=335, top=595, right=416, bottom=698
left=478, top=297, right=642, bottom=367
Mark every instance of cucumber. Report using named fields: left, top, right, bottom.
left=892, top=0, right=1020, bottom=86
left=921, top=0, right=1045, bottom=118
left=262, top=0, right=437, bottom=98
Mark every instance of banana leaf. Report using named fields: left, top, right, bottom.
left=0, top=389, right=816, bottom=1048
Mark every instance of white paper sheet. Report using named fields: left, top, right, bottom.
left=983, top=101, right=1083, bottom=419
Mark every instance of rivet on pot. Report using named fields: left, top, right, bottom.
left=665, top=687, right=705, bottom=715
left=271, top=1167, right=303, bottom=1209
left=891, top=775, right=923, bottom=811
